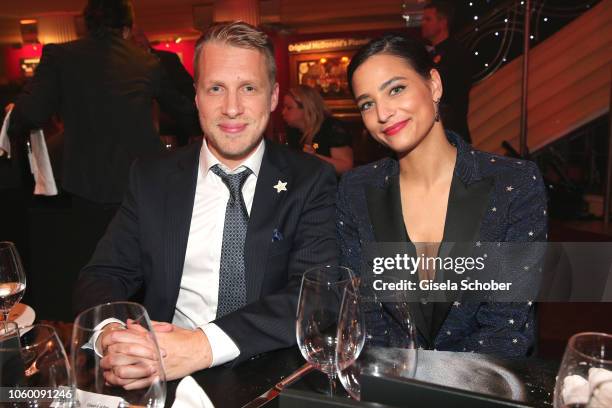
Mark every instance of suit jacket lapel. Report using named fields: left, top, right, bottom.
left=429, top=173, right=494, bottom=343
left=164, top=143, right=200, bottom=321
left=442, top=174, right=493, bottom=244
left=366, top=174, right=406, bottom=243
left=365, top=172, right=431, bottom=346
left=364, top=155, right=494, bottom=347
left=244, top=141, right=290, bottom=302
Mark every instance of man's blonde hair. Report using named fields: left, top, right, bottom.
left=193, top=21, right=276, bottom=86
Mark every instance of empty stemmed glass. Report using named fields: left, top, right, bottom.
left=0, top=242, right=26, bottom=322
left=296, top=265, right=355, bottom=395
left=0, top=324, right=75, bottom=407
left=554, top=332, right=612, bottom=408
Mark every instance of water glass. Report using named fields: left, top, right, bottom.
left=72, top=301, right=166, bottom=407
left=553, top=332, right=612, bottom=408
left=336, top=275, right=418, bottom=400
left=335, top=283, right=366, bottom=399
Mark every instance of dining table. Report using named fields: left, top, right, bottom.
left=45, top=320, right=559, bottom=408
left=168, top=348, right=560, bottom=408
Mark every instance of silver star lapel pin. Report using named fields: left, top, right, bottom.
left=273, top=180, right=287, bottom=193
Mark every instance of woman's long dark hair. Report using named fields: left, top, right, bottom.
left=347, top=34, right=434, bottom=96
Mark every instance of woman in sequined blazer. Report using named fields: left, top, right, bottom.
left=337, top=34, right=547, bottom=357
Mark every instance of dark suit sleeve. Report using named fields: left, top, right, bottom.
left=337, top=174, right=395, bottom=346
left=73, top=160, right=145, bottom=313
left=214, top=163, right=339, bottom=365
left=9, top=44, right=62, bottom=136
left=454, top=162, right=547, bottom=357
left=154, top=62, right=201, bottom=139
left=337, top=175, right=360, bottom=273
left=158, top=51, right=195, bottom=100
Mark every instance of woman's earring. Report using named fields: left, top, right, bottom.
left=434, top=99, right=441, bottom=122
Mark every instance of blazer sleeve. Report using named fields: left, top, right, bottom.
left=336, top=175, right=400, bottom=347
left=213, top=162, right=339, bottom=365
left=154, top=63, right=201, bottom=139
left=73, top=160, right=145, bottom=313
left=159, top=51, right=196, bottom=100
left=452, top=161, right=548, bottom=357
left=9, top=44, right=62, bottom=136
left=337, top=175, right=360, bottom=273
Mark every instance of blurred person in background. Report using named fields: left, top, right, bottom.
left=421, top=0, right=474, bottom=143
left=130, top=27, right=199, bottom=146
left=5, top=0, right=200, bottom=319
left=282, top=85, right=353, bottom=174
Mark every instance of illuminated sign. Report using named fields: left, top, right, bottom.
left=288, top=38, right=370, bottom=53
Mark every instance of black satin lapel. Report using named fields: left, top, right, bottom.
left=365, top=175, right=407, bottom=243
left=442, top=174, right=494, bottom=243
left=244, top=144, right=288, bottom=302
left=164, top=147, right=200, bottom=321
left=366, top=175, right=432, bottom=346
left=429, top=174, right=494, bottom=342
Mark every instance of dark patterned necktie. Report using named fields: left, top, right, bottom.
left=211, top=164, right=252, bottom=318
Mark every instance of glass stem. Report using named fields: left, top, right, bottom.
left=2, top=311, right=9, bottom=322
left=327, top=372, right=336, bottom=396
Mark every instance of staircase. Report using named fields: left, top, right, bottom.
left=468, top=0, right=611, bottom=155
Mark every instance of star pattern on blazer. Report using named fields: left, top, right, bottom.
left=337, top=131, right=548, bottom=358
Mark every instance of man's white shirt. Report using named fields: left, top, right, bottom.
left=173, top=139, right=265, bottom=366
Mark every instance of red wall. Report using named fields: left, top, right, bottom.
left=151, top=39, right=196, bottom=76
left=2, top=44, right=43, bottom=82
left=0, top=40, right=196, bottom=84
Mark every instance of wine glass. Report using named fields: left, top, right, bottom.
left=336, top=275, right=418, bottom=400
left=0, top=242, right=26, bottom=322
left=335, top=283, right=366, bottom=399
left=554, top=332, right=612, bottom=408
left=71, top=301, right=166, bottom=407
left=380, top=275, right=418, bottom=349
left=296, top=265, right=355, bottom=395
left=0, top=324, right=75, bottom=407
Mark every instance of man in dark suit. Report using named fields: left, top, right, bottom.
left=7, top=0, right=200, bottom=288
left=131, top=27, right=199, bottom=146
left=421, top=1, right=474, bottom=143
left=9, top=0, right=199, bottom=206
left=73, top=21, right=338, bottom=385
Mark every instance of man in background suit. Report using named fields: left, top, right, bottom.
left=74, top=22, right=338, bottom=385
left=421, top=0, right=474, bottom=143
left=9, top=0, right=199, bottom=208
left=6, top=0, right=200, bottom=318
left=131, top=27, right=199, bottom=146
left=9, top=0, right=201, bottom=320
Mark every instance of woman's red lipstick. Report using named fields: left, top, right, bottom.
left=382, top=119, right=409, bottom=136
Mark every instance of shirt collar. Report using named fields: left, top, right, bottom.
left=200, top=138, right=265, bottom=177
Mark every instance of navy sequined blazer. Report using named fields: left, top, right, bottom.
left=337, top=132, right=547, bottom=357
